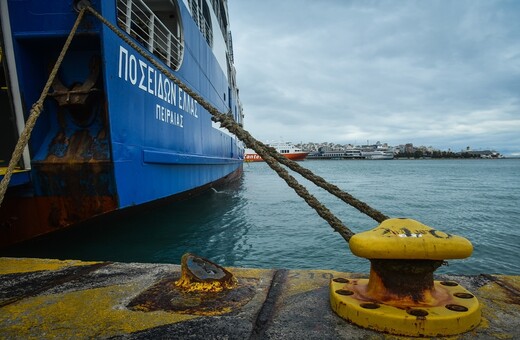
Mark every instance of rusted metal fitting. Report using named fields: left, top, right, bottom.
left=365, top=258, right=445, bottom=306
left=50, top=55, right=100, bottom=107
left=127, top=253, right=253, bottom=316
left=175, top=253, right=237, bottom=293
left=330, top=218, right=481, bottom=336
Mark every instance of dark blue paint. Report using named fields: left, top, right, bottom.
left=5, top=0, right=243, bottom=210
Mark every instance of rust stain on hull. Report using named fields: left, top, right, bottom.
left=0, top=194, right=118, bottom=248
left=0, top=115, right=117, bottom=247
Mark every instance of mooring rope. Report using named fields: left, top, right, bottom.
left=1, top=5, right=388, bottom=243
left=214, top=113, right=389, bottom=224
left=84, top=6, right=358, bottom=241
left=0, top=8, right=87, bottom=207
left=219, top=117, right=356, bottom=242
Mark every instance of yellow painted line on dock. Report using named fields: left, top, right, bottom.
left=0, top=257, right=101, bottom=275
left=0, top=282, right=196, bottom=339
left=476, top=275, right=520, bottom=330
left=284, top=269, right=351, bottom=295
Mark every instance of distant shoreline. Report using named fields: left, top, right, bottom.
left=304, top=157, right=518, bottom=160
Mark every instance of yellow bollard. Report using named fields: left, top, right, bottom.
left=330, top=218, right=481, bottom=336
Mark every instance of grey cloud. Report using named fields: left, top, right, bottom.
left=228, top=0, right=520, bottom=155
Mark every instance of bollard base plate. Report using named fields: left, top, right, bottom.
left=330, top=278, right=481, bottom=337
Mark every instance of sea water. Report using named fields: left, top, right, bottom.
left=3, top=159, right=520, bottom=275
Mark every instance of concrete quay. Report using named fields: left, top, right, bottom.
left=1, top=257, right=519, bottom=339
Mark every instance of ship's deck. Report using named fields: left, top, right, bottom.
left=0, top=257, right=518, bottom=339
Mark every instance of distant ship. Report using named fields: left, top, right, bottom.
left=0, top=0, right=244, bottom=247
left=307, top=148, right=364, bottom=160
left=245, top=142, right=308, bottom=162
left=360, top=150, right=394, bottom=160
left=306, top=146, right=394, bottom=160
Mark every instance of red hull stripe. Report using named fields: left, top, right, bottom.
left=244, top=153, right=308, bottom=162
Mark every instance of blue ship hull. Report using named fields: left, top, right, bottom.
left=0, top=0, right=244, bottom=247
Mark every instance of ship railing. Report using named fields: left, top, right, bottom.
left=202, top=17, right=213, bottom=47
left=116, top=0, right=183, bottom=70
left=190, top=3, right=213, bottom=47
left=227, top=31, right=234, bottom=62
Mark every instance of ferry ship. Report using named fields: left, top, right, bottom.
left=307, top=148, right=364, bottom=160
left=306, top=146, right=393, bottom=160
left=0, top=0, right=244, bottom=247
left=245, top=142, right=308, bottom=162
left=360, top=150, right=394, bottom=160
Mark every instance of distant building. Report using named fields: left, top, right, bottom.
left=298, top=141, right=502, bottom=159
left=464, top=150, right=503, bottom=158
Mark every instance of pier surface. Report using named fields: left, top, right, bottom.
left=1, top=257, right=519, bottom=339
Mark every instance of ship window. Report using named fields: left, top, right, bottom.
left=116, top=0, right=184, bottom=70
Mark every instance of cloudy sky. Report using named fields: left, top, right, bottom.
left=227, top=0, right=520, bottom=156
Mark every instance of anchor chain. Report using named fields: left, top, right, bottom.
left=0, top=8, right=87, bottom=207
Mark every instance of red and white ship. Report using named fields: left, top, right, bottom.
left=245, top=142, right=309, bottom=162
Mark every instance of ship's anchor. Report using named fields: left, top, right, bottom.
left=49, top=55, right=100, bottom=106
left=49, top=55, right=101, bottom=126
